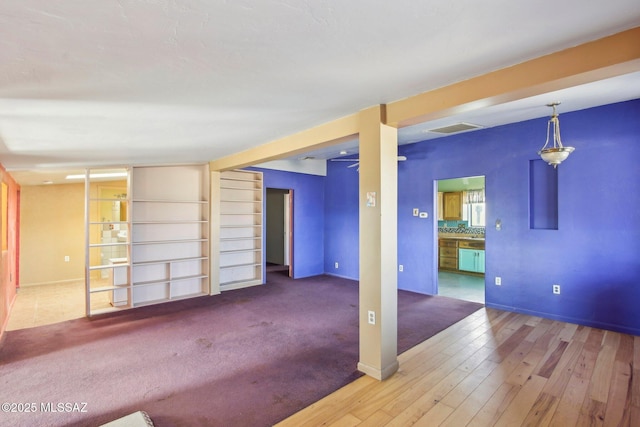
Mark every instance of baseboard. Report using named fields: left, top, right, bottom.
left=486, top=302, right=640, bottom=336
left=357, top=359, right=399, bottom=381
left=19, top=278, right=84, bottom=287
left=324, top=272, right=358, bottom=281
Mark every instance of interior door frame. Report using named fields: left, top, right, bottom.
left=265, top=187, right=294, bottom=277
left=285, top=190, right=293, bottom=277
left=434, top=176, right=486, bottom=300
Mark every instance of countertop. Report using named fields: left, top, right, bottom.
left=438, top=235, right=485, bottom=241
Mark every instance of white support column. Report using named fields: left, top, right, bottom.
left=210, top=170, right=221, bottom=295
left=357, top=105, right=399, bottom=380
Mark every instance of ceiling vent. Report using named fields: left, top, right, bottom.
left=428, top=122, right=483, bottom=134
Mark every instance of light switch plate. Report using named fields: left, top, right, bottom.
left=412, top=208, right=419, bottom=216
left=419, top=212, right=428, bottom=218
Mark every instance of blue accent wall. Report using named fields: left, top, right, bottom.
left=323, top=99, right=640, bottom=335
left=324, top=160, right=360, bottom=279
left=250, top=167, right=325, bottom=279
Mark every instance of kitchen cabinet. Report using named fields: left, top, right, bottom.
left=443, top=192, right=463, bottom=220
left=458, top=240, right=485, bottom=273
left=438, top=239, right=458, bottom=270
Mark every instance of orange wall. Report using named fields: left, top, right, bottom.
left=0, top=165, right=20, bottom=339
left=19, top=183, right=85, bottom=286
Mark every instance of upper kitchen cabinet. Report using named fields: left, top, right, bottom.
left=443, top=191, right=463, bottom=220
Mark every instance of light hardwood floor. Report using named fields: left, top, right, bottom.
left=277, top=308, right=639, bottom=427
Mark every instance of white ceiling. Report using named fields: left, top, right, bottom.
left=2, top=1, right=640, bottom=185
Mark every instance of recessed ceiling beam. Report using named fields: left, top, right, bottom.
left=386, top=26, right=640, bottom=127
left=209, top=113, right=359, bottom=171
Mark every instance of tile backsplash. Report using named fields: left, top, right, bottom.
left=438, top=220, right=485, bottom=236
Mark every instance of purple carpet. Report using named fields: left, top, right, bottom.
left=0, top=273, right=482, bottom=427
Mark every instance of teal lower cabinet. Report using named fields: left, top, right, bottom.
left=458, top=248, right=485, bottom=273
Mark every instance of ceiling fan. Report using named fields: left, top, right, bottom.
left=330, top=156, right=407, bottom=170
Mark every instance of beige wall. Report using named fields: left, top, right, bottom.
left=20, top=183, right=85, bottom=286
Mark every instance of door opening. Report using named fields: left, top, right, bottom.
left=435, top=176, right=485, bottom=303
left=266, top=188, right=293, bottom=277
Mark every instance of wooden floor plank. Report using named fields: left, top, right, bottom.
left=576, top=398, right=607, bottom=426
left=542, top=339, right=584, bottom=398
left=506, top=344, right=548, bottom=386
left=548, top=343, right=601, bottom=427
left=438, top=364, right=508, bottom=427
left=413, top=402, right=455, bottom=427
left=631, top=336, right=640, bottom=408
left=378, top=347, right=480, bottom=418
left=467, top=382, right=519, bottom=427
left=603, top=360, right=632, bottom=427
left=276, top=308, right=640, bottom=427
left=588, top=335, right=619, bottom=403
left=327, top=413, right=361, bottom=427
left=536, top=339, right=570, bottom=379
left=354, top=409, right=393, bottom=427
left=521, top=391, right=560, bottom=427
left=489, top=324, right=535, bottom=363
left=440, top=359, right=498, bottom=408
left=493, top=374, right=547, bottom=427
left=382, top=368, right=468, bottom=425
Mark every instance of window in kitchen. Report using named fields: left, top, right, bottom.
left=462, top=189, right=485, bottom=227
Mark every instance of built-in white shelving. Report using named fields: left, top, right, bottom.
left=213, top=169, right=263, bottom=292
left=130, top=164, right=210, bottom=307
left=85, top=164, right=210, bottom=316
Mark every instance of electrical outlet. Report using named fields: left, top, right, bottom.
left=335, top=262, right=339, bottom=269
left=495, top=276, right=501, bottom=286
left=553, top=284, right=561, bottom=294
left=399, top=265, right=403, bottom=272
left=367, top=310, right=376, bottom=325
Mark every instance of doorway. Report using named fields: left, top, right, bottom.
left=435, top=176, right=485, bottom=303
left=265, top=188, right=292, bottom=277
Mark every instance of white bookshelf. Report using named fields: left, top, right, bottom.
left=85, top=164, right=210, bottom=316
left=212, top=169, right=263, bottom=292
left=130, top=164, right=210, bottom=307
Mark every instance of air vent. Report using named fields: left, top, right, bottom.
left=428, top=122, right=483, bottom=134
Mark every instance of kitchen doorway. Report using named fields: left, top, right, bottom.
left=435, top=176, right=485, bottom=303
left=265, top=188, right=293, bottom=277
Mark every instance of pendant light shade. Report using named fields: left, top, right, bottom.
left=538, top=102, right=575, bottom=168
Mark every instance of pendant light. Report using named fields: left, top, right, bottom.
left=538, top=102, right=575, bottom=168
